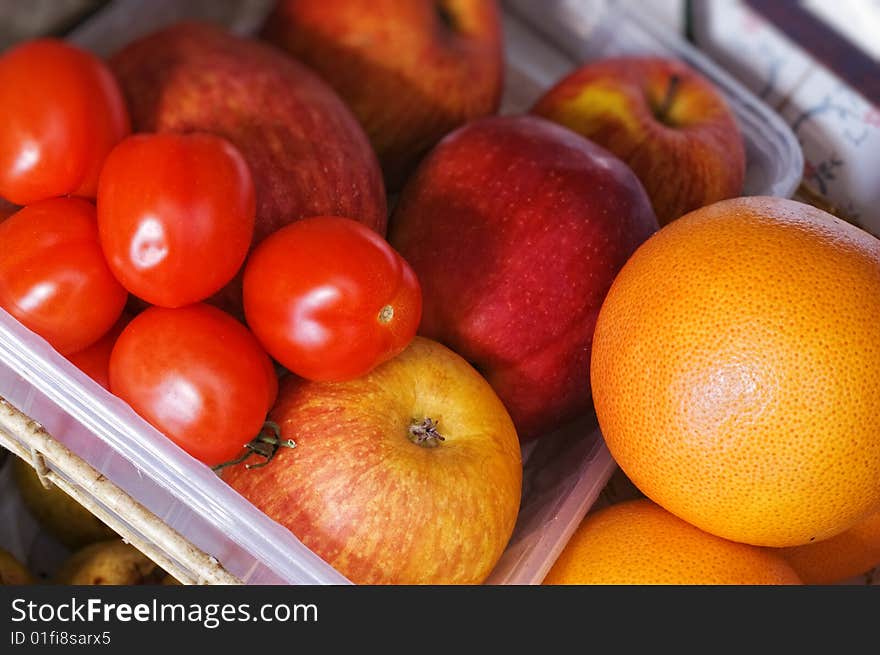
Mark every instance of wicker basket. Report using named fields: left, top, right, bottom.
left=0, top=396, right=240, bottom=585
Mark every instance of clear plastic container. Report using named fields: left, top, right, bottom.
left=0, top=0, right=803, bottom=585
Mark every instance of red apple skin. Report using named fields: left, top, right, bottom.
left=532, top=56, right=745, bottom=226
left=110, top=21, right=387, bottom=248
left=389, top=116, right=659, bottom=441
left=222, top=337, right=522, bottom=585
left=260, top=0, right=503, bottom=190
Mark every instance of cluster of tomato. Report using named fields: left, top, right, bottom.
left=0, top=38, right=421, bottom=467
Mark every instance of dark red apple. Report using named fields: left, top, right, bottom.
left=260, top=0, right=504, bottom=190
left=389, top=115, right=659, bottom=440
left=110, top=22, right=387, bottom=310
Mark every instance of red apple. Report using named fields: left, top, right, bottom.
left=532, top=56, right=745, bottom=226
left=260, top=0, right=503, bottom=190
left=389, top=115, right=658, bottom=441
left=222, top=336, right=523, bottom=585
left=110, top=22, right=387, bottom=311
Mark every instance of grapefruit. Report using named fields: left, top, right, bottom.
left=591, top=196, right=880, bottom=547
left=777, top=510, right=880, bottom=584
left=543, top=499, right=801, bottom=585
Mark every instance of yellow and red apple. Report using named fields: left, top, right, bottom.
left=532, top=56, right=745, bottom=226
left=222, top=337, right=523, bottom=585
left=260, top=0, right=504, bottom=189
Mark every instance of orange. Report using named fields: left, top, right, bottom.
left=591, top=196, right=880, bottom=547
left=543, top=498, right=801, bottom=585
left=777, top=510, right=880, bottom=584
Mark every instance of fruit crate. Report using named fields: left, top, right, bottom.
left=0, top=0, right=802, bottom=584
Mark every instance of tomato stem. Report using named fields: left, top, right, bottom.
left=409, top=417, right=445, bottom=448
left=212, top=421, right=296, bottom=473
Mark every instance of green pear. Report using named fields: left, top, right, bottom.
left=54, top=539, right=164, bottom=585
left=13, top=457, right=115, bottom=549
left=0, top=548, right=33, bottom=585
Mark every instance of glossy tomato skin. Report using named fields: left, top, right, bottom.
left=243, top=216, right=421, bottom=381
left=0, top=38, right=130, bottom=205
left=108, top=304, right=277, bottom=466
left=97, top=132, right=255, bottom=308
left=0, top=198, right=128, bottom=355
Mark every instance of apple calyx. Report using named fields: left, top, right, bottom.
left=212, top=421, right=296, bottom=473
left=653, top=73, right=681, bottom=126
left=409, top=417, right=445, bottom=448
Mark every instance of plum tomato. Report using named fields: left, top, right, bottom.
left=243, top=216, right=422, bottom=382
left=108, top=304, right=278, bottom=466
left=0, top=38, right=130, bottom=205
left=97, top=132, right=256, bottom=308
left=0, top=198, right=128, bottom=355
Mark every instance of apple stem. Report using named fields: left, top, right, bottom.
left=435, top=2, right=457, bottom=32
left=656, top=73, right=681, bottom=124
left=409, top=417, right=445, bottom=448
left=211, top=421, right=296, bottom=473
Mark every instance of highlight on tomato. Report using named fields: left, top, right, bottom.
left=108, top=303, right=278, bottom=467
left=243, top=216, right=422, bottom=382
left=97, top=132, right=256, bottom=308
left=0, top=38, right=130, bottom=205
left=0, top=198, right=128, bottom=355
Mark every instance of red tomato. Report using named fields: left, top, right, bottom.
left=0, top=38, right=130, bottom=205
left=0, top=198, right=128, bottom=355
left=97, top=132, right=255, bottom=308
left=109, top=304, right=278, bottom=466
left=243, top=216, right=422, bottom=382
left=67, top=313, right=133, bottom=390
